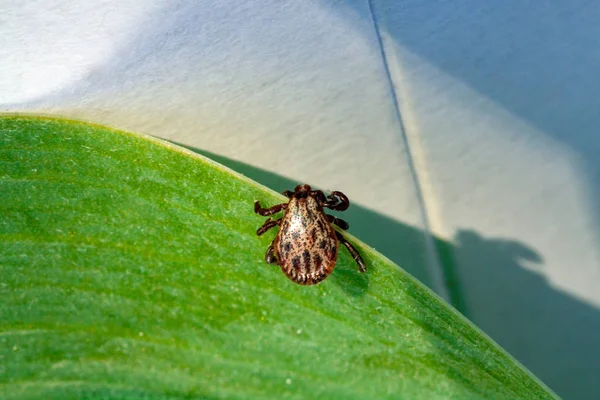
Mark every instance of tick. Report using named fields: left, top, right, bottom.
left=254, top=184, right=366, bottom=285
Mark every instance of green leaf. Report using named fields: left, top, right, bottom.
left=0, top=116, right=558, bottom=399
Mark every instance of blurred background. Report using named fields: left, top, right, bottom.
left=2, top=1, right=599, bottom=398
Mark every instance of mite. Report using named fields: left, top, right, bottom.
left=254, top=184, right=366, bottom=285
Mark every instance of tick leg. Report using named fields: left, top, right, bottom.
left=283, top=190, right=294, bottom=198
left=254, top=200, right=286, bottom=216
left=327, top=214, right=349, bottom=230
left=325, top=191, right=349, bottom=211
left=265, top=240, right=278, bottom=264
left=257, top=217, right=281, bottom=236
left=310, top=189, right=327, bottom=204
left=336, top=231, right=366, bottom=272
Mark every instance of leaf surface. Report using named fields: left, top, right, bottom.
left=0, top=116, right=558, bottom=399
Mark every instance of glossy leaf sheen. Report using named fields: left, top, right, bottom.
left=0, top=116, right=558, bottom=399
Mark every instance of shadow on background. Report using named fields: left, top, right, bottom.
left=333, top=1, right=600, bottom=398
left=453, top=230, right=600, bottom=399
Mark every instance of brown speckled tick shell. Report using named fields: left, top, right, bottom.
left=274, top=195, right=338, bottom=285
left=254, top=184, right=366, bottom=285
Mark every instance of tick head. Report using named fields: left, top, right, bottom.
left=293, top=184, right=312, bottom=198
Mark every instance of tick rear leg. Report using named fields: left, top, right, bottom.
left=327, top=214, right=349, bottom=230
left=335, top=231, right=366, bottom=272
left=257, top=217, right=281, bottom=236
left=254, top=201, right=286, bottom=216
left=265, top=241, right=278, bottom=264
left=325, top=191, right=350, bottom=211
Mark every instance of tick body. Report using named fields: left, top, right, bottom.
left=254, top=184, right=366, bottom=285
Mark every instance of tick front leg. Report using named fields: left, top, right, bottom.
left=325, top=191, right=350, bottom=211
left=265, top=241, right=278, bottom=264
left=254, top=201, right=286, bottom=216
left=335, top=231, right=366, bottom=273
left=327, top=214, right=349, bottom=230
left=310, top=189, right=327, bottom=204
left=257, top=217, right=281, bottom=236
left=282, top=190, right=294, bottom=198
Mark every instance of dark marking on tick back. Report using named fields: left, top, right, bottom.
left=327, top=243, right=336, bottom=258
left=314, top=254, right=323, bottom=269
left=317, top=219, right=325, bottom=232
left=292, top=256, right=301, bottom=269
left=310, top=228, right=318, bottom=242
left=302, top=250, right=311, bottom=267
left=254, top=184, right=366, bottom=285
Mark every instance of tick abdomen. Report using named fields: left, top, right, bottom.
left=275, top=196, right=338, bottom=285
